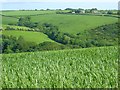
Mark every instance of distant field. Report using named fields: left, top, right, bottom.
left=3, top=31, right=54, bottom=44
left=2, top=46, right=118, bottom=88
left=31, top=14, right=117, bottom=34
left=2, top=10, right=57, bottom=16
left=2, top=10, right=71, bottom=16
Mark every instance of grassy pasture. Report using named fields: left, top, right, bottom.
left=2, top=16, right=18, bottom=25
left=2, top=30, right=54, bottom=44
left=2, top=46, right=118, bottom=88
left=31, top=14, right=117, bottom=34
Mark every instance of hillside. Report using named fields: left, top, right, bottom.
left=2, top=31, right=54, bottom=44
left=2, top=46, right=118, bottom=88
left=31, top=14, right=117, bottom=34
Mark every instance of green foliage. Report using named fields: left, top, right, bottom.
left=38, top=23, right=118, bottom=48
left=117, top=10, right=120, bottom=15
left=4, top=46, right=13, bottom=53
left=37, top=42, right=66, bottom=51
left=2, top=25, right=32, bottom=31
left=2, top=46, right=118, bottom=88
left=2, top=35, right=36, bottom=53
left=86, top=23, right=118, bottom=46
left=107, top=10, right=113, bottom=14
left=2, top=35, right=66, bottom=53
left=18, top=16, right=36, bottom=28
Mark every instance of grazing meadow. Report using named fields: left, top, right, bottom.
left=2, top=30, right=54, bottom=44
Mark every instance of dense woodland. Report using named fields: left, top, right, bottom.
left=2, top=15, right=119, bottom=53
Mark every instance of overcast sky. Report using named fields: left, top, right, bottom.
left=0, top=0, right=119, bottom=10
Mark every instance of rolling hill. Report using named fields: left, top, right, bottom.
left=2, top=11, right=117, bottom=34
left=2, top=30, right=54, bottom=44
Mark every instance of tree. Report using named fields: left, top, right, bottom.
left=38, top=42, right=65, bottom=51
left=35, top=9, right=37, bottom=11
left=91, top=8, right=97, bottom=10
left=85, top=9, right=91, bottom=13
left=75, top=10, right=81, bottom=13
left=65, top=8, right=73, bottom=10
left=18, top=16, right=31, bottom=27
left=107, top=10, right=113, bottom=14
left=46, top=8, right=50, bottom=10
left=62, top=35, right=71, bottom=44
left=37, top=23, right=44, bottom=31
left=16, top=36, right=29, bottom=51
left=117, top=10, right=120, bottom=15
left=18, top=17, right=24, bottom=26
left=4, top=46, right=13, bottom=53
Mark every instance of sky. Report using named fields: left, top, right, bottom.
left=0, top=0, right=119, bottom=10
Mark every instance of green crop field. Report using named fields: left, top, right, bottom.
left=31, top=14, right=117, bottom=34
left=3, top=31, right=54, bottom=44
left=2, top=46, right=118, bottom=88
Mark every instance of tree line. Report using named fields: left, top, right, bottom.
left=2, top=35, right=68, bottom=54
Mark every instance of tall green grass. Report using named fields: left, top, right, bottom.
left=2, top=46, right=118, bottom=88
